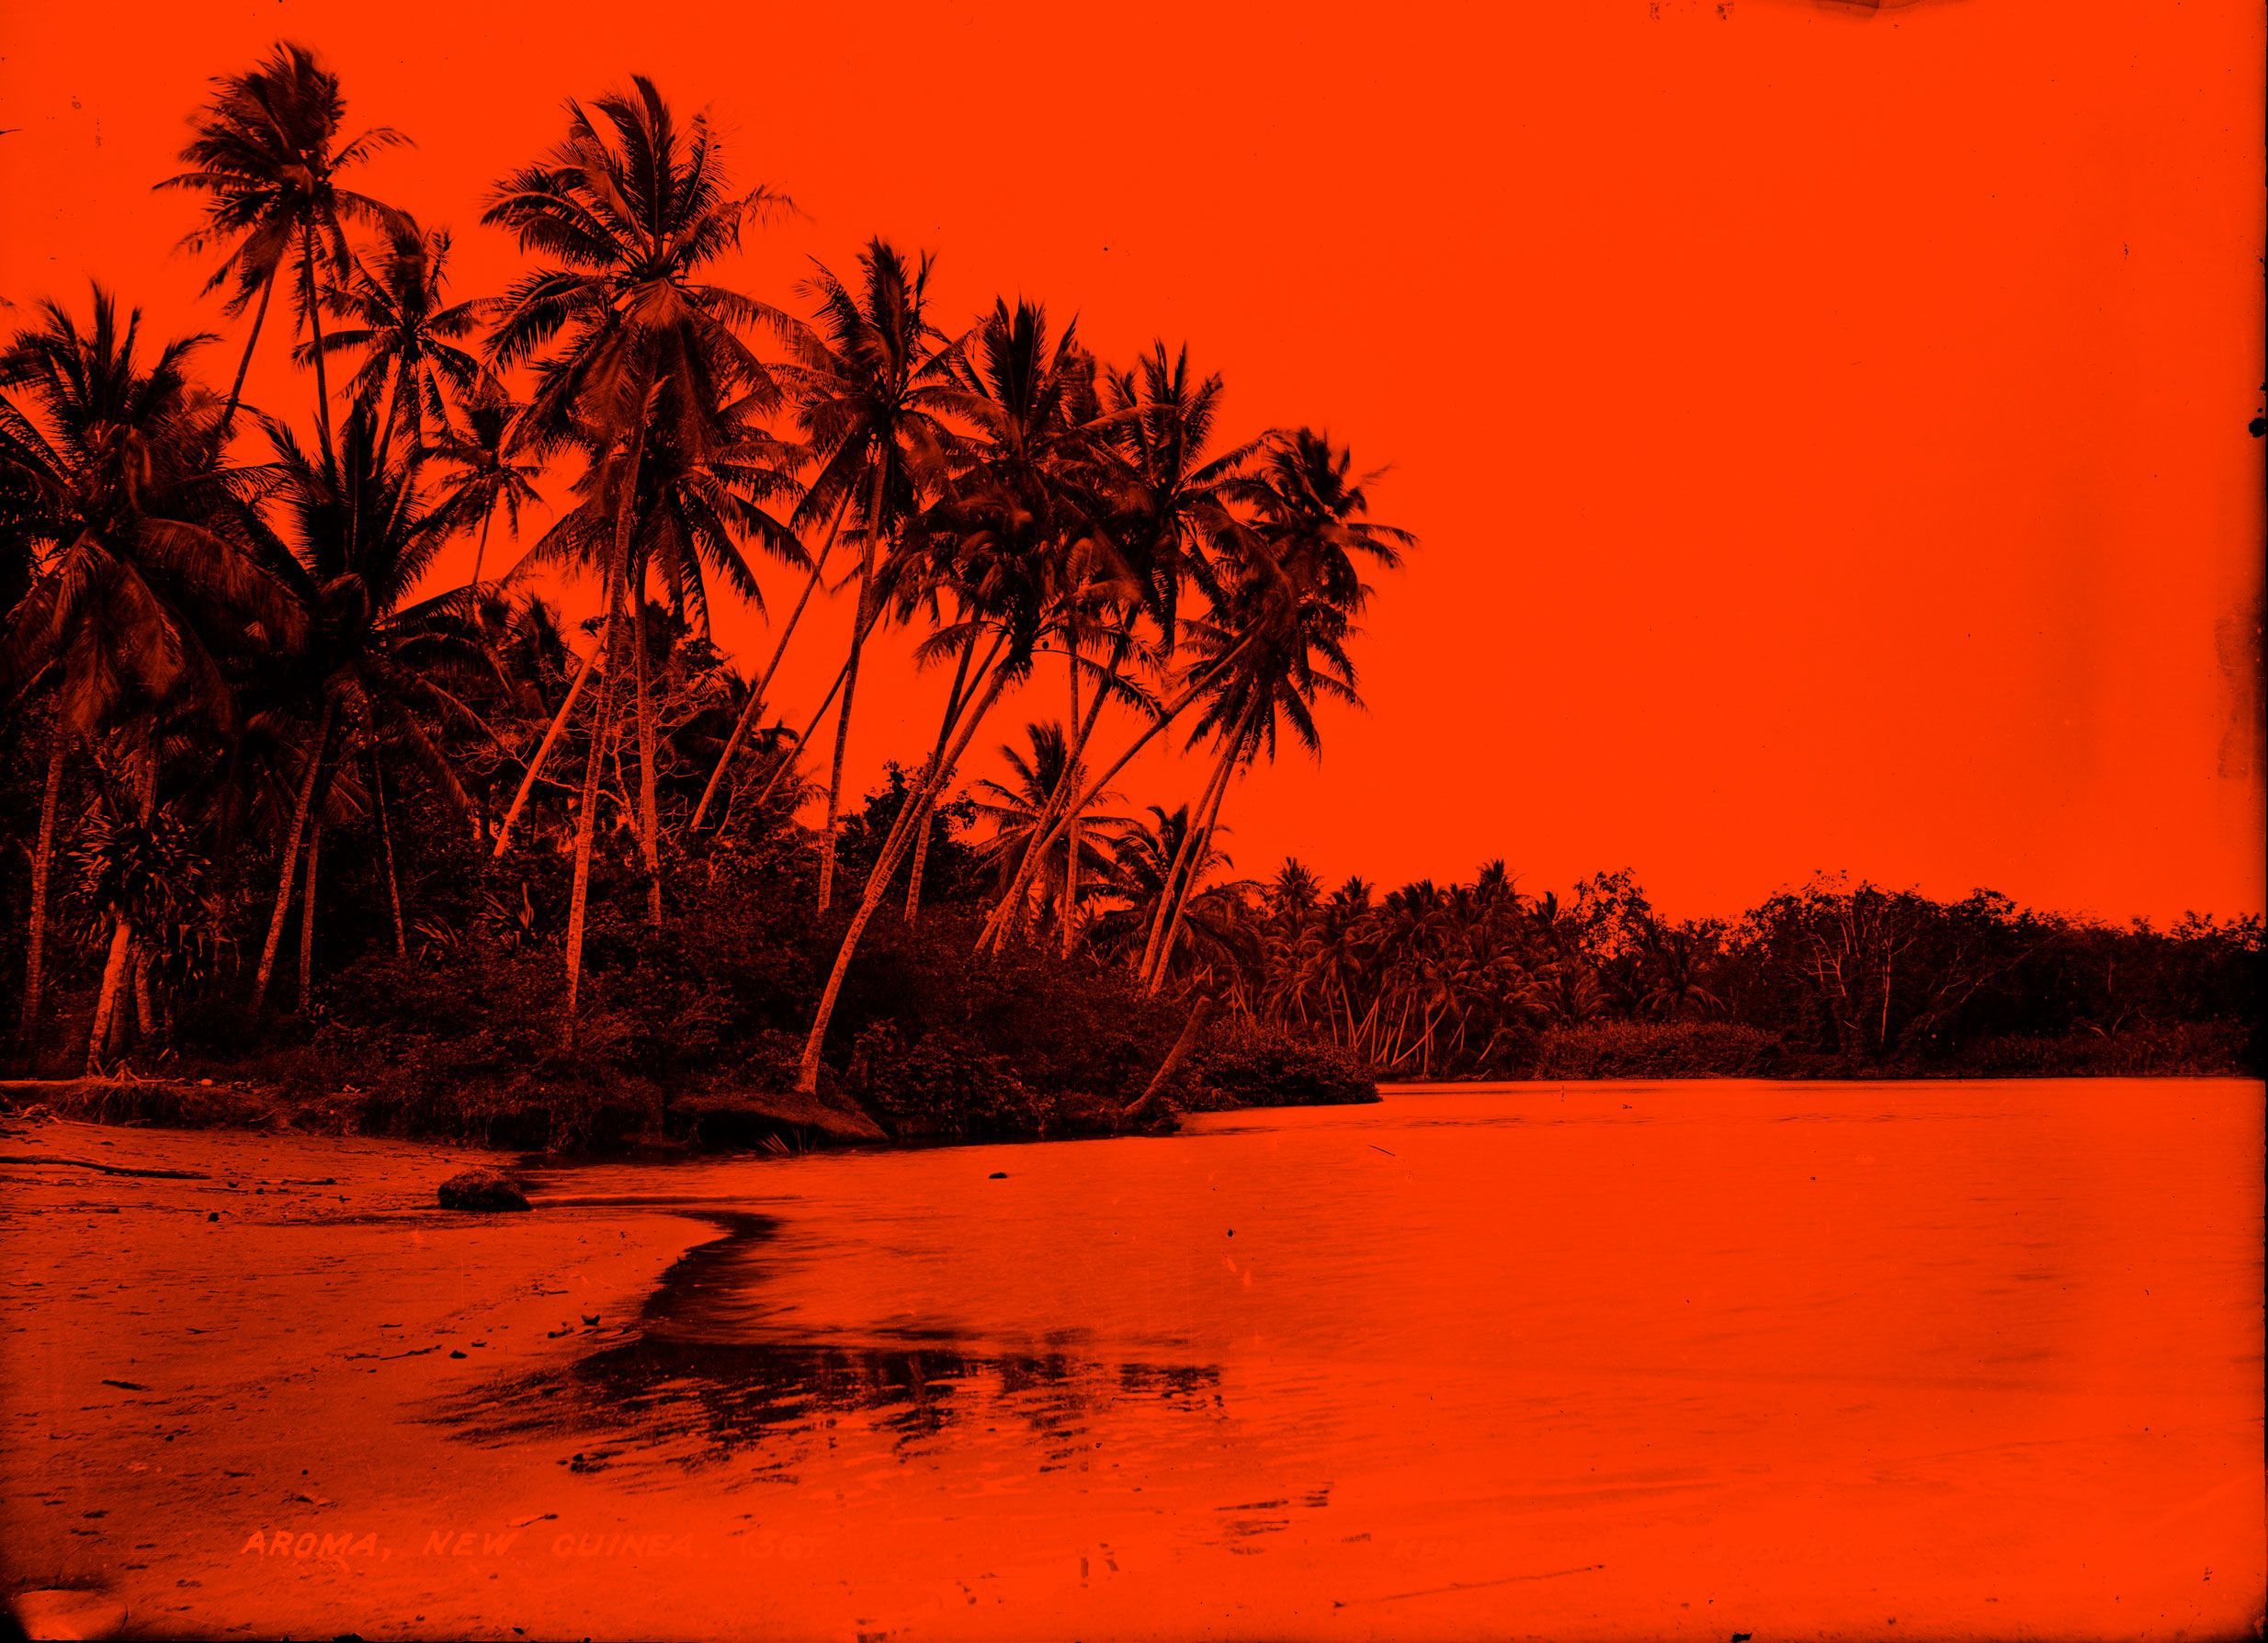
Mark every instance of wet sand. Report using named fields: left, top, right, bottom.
left=3, top=1082, right=2262, bottom=1640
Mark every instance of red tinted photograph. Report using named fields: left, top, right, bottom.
left=0, top=0, right=2262, bottom=1637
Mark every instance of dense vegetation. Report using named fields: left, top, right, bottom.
left=2, top=45, right=2255, bottom=1154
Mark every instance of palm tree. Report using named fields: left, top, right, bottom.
left=430, top=385, right=544, bottom=589
left=244, top=404, right=479, bottom=1014
left=511, top=393, right=803, bottom=916
left=482, top=75, right=784, bottom=1035
left=0, top=288, right=290, bottom=1054
left=157, top=40, right=408, bottom=447
left=969, top=719, right=1125, bottom=941
left=1137, top=430, right=1408, bottom=991
left=1086, top=803, right=1246, bottom=982
left=790, top=300, right=1101, bottom=1093
left=299, top=218, right=483, bottom=459
left=974, top=347, right=1264, bottom=956
left=750, top=240, right=959, bottom=911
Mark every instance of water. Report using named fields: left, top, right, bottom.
left=486, top=1079, right=2264, bottom=1638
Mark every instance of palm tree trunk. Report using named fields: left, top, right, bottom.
left=469, top=507, right=495, bottom=588
left=562, top=407, right=648, bottom=1043
left=1139, top=723, right=1243, bottom=981
left=562, top=583, right=625, bottom=1041
left=977, top=635, right=1253, bottom=955
left=1124, top=997, right=1213, bottom=1125
left=220, top=274, right=277, bottom=436
left=815, top=463, right=890, bottom=914
left=976, top=664, right=1112, bottom=953
left=301, top=228, right=336, bottom=467
left=690, top=497, right=851, bottom=834
left=632, top=592, right=663, bottom=925
left=85, top=919, right=132, bottom=1074
left=795, top=652, right=1015, bottom=1095
left=493, top=633, right=606, bottom=857
left=17, top=742, right=64, bottom=1048
left=372, top=746, right=405, bottom=957
left=1147, top=720, right=1248, bottom=993
left=1060, top=647, right=1082, bottom=955
left=297, top=783, right=328, bottom=1016
left=132, top=946, right=158, bottom=1041
left=251, top=699, right=335, bottom=1016
left=902, top=631, right=981, bottom=923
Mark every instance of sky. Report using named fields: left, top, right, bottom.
left=2, top=0, right=2261, bottom=923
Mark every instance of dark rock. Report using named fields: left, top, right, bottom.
left=437, top=1168, right=530, bottom=1212
left=988, top=1172, right=1008, bottom=1180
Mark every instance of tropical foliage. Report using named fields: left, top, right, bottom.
left=2, top=44, right=2257, bottom=1125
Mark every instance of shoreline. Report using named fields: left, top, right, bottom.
left=0, top=1115, right=730, bottom=1640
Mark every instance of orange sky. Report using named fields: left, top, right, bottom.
left=2, top=0, right=2261, bottom=923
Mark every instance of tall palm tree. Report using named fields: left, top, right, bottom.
left=244, top=404, right=479, bottom=1014
left=974, top=346, right=1263, bottom=955
left=0, top=288, right=290, bottom=1053
left=430, top=384, right=545, bottom=589
left=300, top=218, right=484, bottom=459
left=512, top=393, right=802, bottom=916
left=482, top=75, right=784, bottom=1034
left=157, top=40, right=408, bottom=447
left=790, top=300, right=1100, bottom=1093
left=1139, top=430, right=1409, bottom=991
left=751, top=241, right=959, bottom=911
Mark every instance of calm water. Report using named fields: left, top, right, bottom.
left=493, top=1079, right=2265, bottom=1638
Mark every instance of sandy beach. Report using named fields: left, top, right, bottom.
left=0, top=1115, right=716, bottom=1640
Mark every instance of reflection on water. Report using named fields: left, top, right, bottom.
left=474, top=1081, right=2262, bottom=1637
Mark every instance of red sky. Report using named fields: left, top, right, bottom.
left=3, top=0, right=2261, bottom=923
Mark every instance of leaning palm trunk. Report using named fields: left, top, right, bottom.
left=1124, top=997, right=1213, bottom=1125
left=297, top=801, right=325, bottom=1016
left=795, top=652, right=1016, bottom=1095
left=1147, top=721, right=1249, bottom=993
left=900, top=633, right=981, bottom=922
left=18, top=742, right=64, bottom=1047
left=689, top=498, right=852, bottom=834
left=219, top=274, right=278, bottom=436
left=372, top=747, right=406, bottom=957
left=85, top=919, right=134, bottom=1074
left=977, top=636, right=1254, bottom=955
left=301, top=230, right=336, bottom=465
left=492, top=634, right=605, bottom=857
left=132, top=947, right=159, bottom=1041
left=815, top=464, right=890, bottom=913
left=632, top=591, right=663, bottom=925
left=1060, top=652, right=1083, bottom=955
left=1137, top=735, right=1240, bottom=982
left=561, top=577, right=627, bottom=1040
left=251, top=698, right=335, bottom=1015
left=562, top=405, right=648, bottom=1042
left=982, top=638, right=1119, bottom=953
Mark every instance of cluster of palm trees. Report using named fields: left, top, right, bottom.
left=1, top=43, right=1410, bottom=1087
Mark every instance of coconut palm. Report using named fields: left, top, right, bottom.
left=157, top=40, right=409, bottom=445
left=788, top=303, right=1104, bottom=1093
left=0, top=288, right=290, bottom=1052
left=1139, top=430, right=1410, bottom=991
left=299, top=219, right=484, bottom=459
left=511, top=393, right=803, bottom=916
left=968, top=719, right=1125, bottom=941
left=244, top=403, right=480, bottom=1014
left=1086, top=803, right=1249, bottom=984
left=482, top=74, right=785, bottom=1034
left=743, top=240, right=960, bottom=910
left=430, top=386, right=544, bottom=588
